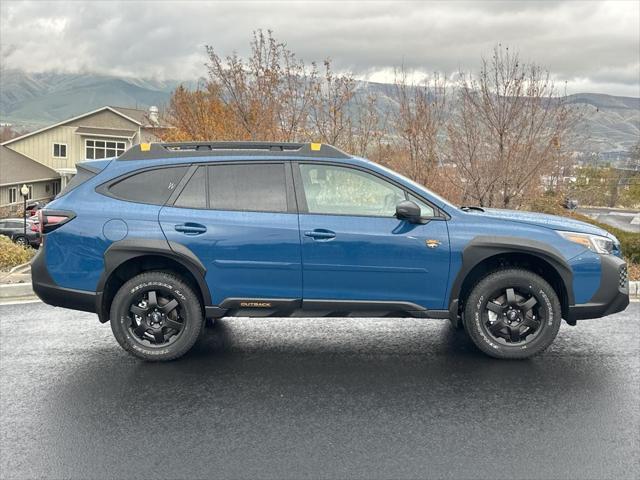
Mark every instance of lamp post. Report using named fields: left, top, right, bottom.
left=20, top=184, right=29, bottom=240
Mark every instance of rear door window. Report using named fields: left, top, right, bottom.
left=208, top=163, right=287, bottom=212
left=108, top=166, right=188, bottom=205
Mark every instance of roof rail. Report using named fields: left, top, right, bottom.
left=116, top=141, right=351, bottom=161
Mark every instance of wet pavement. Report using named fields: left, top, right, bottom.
left=1, top=302, right=639, bottom=479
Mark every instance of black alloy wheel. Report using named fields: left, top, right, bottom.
left=462, top=268, right=562, bottom=359
left=483, top=287, right=543, bottom=345
left=128, top=290, right=184, bottom=347
left=110, top=271, right=204, bottom=361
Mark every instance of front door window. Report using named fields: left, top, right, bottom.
left=299, top=164, right=405, bottom=217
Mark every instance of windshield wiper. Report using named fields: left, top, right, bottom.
left=460, top=206, right=485, bottom=212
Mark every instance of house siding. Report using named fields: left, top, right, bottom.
left=2, top=108, right=169, bottom=196
left=0, top=179, right=60, bottom=208
left=67, top=109, right=139, bottom=130
left=7, top=110, right=141, bottom=170
left=9, top=125, right=78, bottom=170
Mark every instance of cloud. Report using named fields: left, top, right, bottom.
left=1, top=0, right=638, bottom=96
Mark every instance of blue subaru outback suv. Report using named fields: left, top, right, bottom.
left=31, top=142, right=629, bottom=361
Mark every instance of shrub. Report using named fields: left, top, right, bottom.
left=0, top=235, right=35, bottom=271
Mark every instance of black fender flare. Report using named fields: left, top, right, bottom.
left=96, top=239, right=211, bottom=320
left=448, top=236, right=574, bottom=317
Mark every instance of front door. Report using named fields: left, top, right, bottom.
left=160, top=162, right=302, bottom=306
left=295, top=163, right=450, bottom=310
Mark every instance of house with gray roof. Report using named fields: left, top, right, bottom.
left=0, top=105, right=165, bottom=210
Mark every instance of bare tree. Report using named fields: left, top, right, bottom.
left=345, top=90, right=390, bottom=158
left=206, top=29, right=316, bottom=141
left=161, top=83, right=244, bottom=141
left=164, top=36, right=582, bottom=212
left=274, top=50, right=316, bottom=141
left=309, top=60, right=356, bottom=148
left=446, top=46, right=578, bottom=208
left=392, top=68, right=446, bottom=187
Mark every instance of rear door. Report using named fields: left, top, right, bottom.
left=159, top=162, right=302, bottom=306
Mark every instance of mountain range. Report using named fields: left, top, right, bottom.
left=1, top=69, right=638, bottom=155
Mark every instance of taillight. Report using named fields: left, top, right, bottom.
left=39, top=210, right=76, bottom=234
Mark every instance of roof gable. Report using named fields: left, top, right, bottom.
left=1, top=106, right=144, bottom=146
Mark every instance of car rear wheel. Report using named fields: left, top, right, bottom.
left=463, top=268, right=561, bottom=359
left=110, top=271, right=204, bottom=361
left=14, top=236, right=28, bottom=246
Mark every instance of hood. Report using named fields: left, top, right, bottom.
left=471, top=208, right=612, bottom=238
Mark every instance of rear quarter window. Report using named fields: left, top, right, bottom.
left=107, top=166, right=189, bottom=205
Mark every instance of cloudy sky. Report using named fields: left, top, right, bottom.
left=1, top=0, right=639, bottom=96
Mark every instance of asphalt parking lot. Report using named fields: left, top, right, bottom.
left=1, top=301, right=639, bottom=480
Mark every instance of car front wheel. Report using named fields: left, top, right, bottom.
left=463, top=268, right=562, bottom=359
left=110, top=271, right=204, bottom=361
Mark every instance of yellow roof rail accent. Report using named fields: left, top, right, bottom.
left=140, top=143, right=151, bottom=152
left=310, top=143, right=322, bottom=151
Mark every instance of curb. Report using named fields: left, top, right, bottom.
left=8, top=262, right=31, bottom=275
left=0, top=282, right=36, bottom=302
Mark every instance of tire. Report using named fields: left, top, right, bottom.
left=14, top=236, right=28, bottom=246
left=463, top=268, right=561, bottom=359
left=110, top=271, right=204, bottom=361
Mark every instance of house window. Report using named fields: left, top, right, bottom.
left=27, top=185, right=33, bottom=200
left=86, top=140, right=126, bottom=159
left=8, top=187, right=17, bottom=204
left=52, top=182, right=60, bottom=196
left=53, top=143, right=67, bottom=158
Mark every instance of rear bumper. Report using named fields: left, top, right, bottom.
left=31, top=247, right=97, bottom=314
left=567, top=254, right=629, bottom=323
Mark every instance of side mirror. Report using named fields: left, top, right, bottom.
left=395, top=200, right=422, bottom=223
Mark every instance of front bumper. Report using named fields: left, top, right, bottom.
left=567, top=254, right=629, bottom=323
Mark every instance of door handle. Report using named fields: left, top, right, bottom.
left=304, top=229, right=336, bottom=241
left=174, top=223, right=207, bottom=235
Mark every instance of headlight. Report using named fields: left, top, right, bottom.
left=558, top=231, right=614, bottom=254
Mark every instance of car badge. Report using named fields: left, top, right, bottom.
left=426, top=239, right=441, bottom=248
